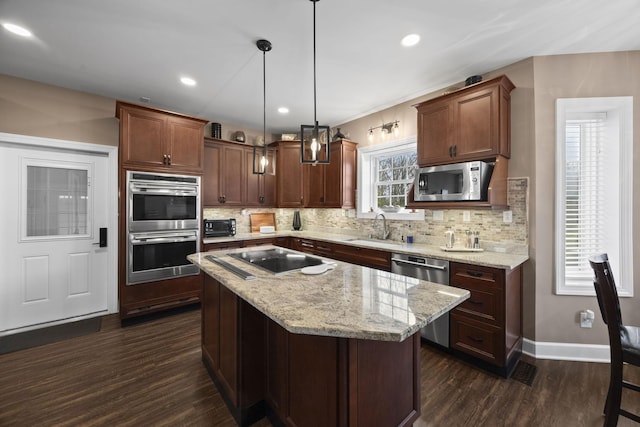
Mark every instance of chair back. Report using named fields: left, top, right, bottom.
left=589, top=253, right=624, bottom=363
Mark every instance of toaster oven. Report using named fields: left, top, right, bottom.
left=203, top=218, right=236, bottom=238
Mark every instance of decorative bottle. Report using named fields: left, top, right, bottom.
left=292, top=210, right=302, bottom=231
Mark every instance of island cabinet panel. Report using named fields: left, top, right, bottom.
left=449, top=261, right=522, bottom=377
left=415, top=75, right=514, bottom=167
left=201, top=275, right=266, bottom=426
left=116, top=100, right=206, bottom=174
left=348, top=335, right=420, bottom=427
left=265, top=319, right=419, bottom=427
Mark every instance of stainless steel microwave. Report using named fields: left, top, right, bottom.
left=413, top=161, right=493, bottom=202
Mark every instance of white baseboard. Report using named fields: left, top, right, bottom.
left=522, top=338, right=610, bottom=363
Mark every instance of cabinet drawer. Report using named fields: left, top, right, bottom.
left=331, top=243, right=391, bottom=271
left=450, top=312, right=503, bottom=365
left=452, top=284, right=502, bottom=325
left=243, top=238, right=273, bottom=248
left=203, top=241, right=243, bottom=252
left=450, top=262, right=502, bottom=289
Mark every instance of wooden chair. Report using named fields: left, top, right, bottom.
left=589, top=253, right=640, bottom=426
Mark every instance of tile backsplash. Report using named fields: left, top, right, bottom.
left=204, top=177, right=529, bottom=255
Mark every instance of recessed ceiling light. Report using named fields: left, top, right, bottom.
left=180, top=76, right=196, bottom=86
left=2, top=23, right=33, bottom=38
left=401, top=34, right=420, bottom=47
left=277, top=107, right=289, bottom=114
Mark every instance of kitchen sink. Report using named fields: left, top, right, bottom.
left=342, top=238, right=406, bottom=250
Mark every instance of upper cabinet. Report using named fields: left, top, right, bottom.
left=203, top=138, right=276, bottom=207
left=415, top=75, right=515, bottom=166
left=305, top=139, right=358, bottom=208
left=273, top=140, right=305, bottom=208
left=116, top=101, right=208, bottom=173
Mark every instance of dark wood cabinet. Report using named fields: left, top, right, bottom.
left=115, top=101, right=206, bottom=320
left=289, top=238, right=391, bottom=272
left=266, top=319, right=420, bottom=427
left=273, top=141, right=305, bottom=208
left=449, top=261, right=522, bottom=377
left=415, top=75, right=514, bottom=166
left=203, top=138, right=276, bottom=207
left=116, top=101, right=207, bottom=173
left=305, top=139, right=357, bottom=208
left=201, top=275, right=267, bottom=426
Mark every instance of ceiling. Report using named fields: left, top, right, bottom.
left=1, top=0, right=639, bottom=135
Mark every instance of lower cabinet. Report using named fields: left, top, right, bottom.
left=202, top=275, right=420, bottom=427
left=288, top=238, right=391, bottom=271
left=449, top=262, right=522, bottom=377
left=201, top=275, right=267, bottom=425
left=119, top=274, right=201, bottom=320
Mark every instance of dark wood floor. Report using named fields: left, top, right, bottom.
left=1, top=308, right=638, bottom=427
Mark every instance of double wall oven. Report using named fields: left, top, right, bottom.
left=126, top=171, right=200, bottom=285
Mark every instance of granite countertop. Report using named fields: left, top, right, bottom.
left=188, top=246, right=469, bottom=342
left=203, top=230, right=529, bottom=270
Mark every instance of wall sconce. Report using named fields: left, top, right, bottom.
left=368, top=120, right=400, bottom=142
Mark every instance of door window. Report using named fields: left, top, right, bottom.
left=23, top=160, right=92, bottom=240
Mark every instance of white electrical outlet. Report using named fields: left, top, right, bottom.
left=463, top=211, right=471, bottom=222
left=503, top=210, right=513, bottom=224
left=580, top=309, right=595, bottom=328
left=432, top=210, right=444, bottom=221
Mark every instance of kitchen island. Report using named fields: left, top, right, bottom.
left=188, top=246, right=469, bottom=427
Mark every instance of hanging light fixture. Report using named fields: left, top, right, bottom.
left=253, top=39, right=273, bottom=174
left=300, top=0, right=330, bottom=165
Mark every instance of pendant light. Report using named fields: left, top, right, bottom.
left=300, top=0, right=330, bottom=165
left=253, top=39, right=273, bottom=174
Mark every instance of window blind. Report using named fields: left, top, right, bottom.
left=564, top=114, right=606, bottom=285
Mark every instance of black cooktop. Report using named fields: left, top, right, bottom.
left=228, top=248, right=324, bottom=274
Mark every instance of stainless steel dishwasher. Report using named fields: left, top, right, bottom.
left=391, top=253, right=450, bottom=348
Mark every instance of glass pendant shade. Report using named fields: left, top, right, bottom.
left=300, top=122, right=330, bottom=164
left=252, top=137, right=275, bottom=175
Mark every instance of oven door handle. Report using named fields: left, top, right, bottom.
left=130, top=234, right=198, bottom=244
left=130, top=187, right=198, bottom=197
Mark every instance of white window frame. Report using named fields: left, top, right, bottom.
left=357, top=136, right=424, bottom=221
left=555, top=97, right=633, bottom=296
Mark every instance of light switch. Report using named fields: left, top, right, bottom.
left=432, top=210, right=444, bottom=221
left=463, top=211, right=470, bottom=222
left=503, top=210, right=513, bottom=223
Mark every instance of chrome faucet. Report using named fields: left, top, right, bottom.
left=372, top=213, right=390, bottom=240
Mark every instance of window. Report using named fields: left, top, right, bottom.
left=555, top=97, right=633, bottom=296
left=357, top=137, right=424, bottom=220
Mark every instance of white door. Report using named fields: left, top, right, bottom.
left=0, top=140, right=112, bottom=333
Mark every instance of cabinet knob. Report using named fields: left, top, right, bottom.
left=163, top=154, right=168, bottom=164
left=167, top=154, right=172, bottom=165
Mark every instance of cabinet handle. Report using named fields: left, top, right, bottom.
left=466, top=270, right=484, bottom=278
left=468, top=299, right=483, bottom=305
left=163, top=154, right=168, bottom=164
left=453, top=145, right=457, bottom=157
left=468, top=336, right=484, bottom=343
left=259, top=196, right=265, bottom=204
left=448, top=146, right=453, bottom=157
left=167, top=154, right=171, bottom=165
